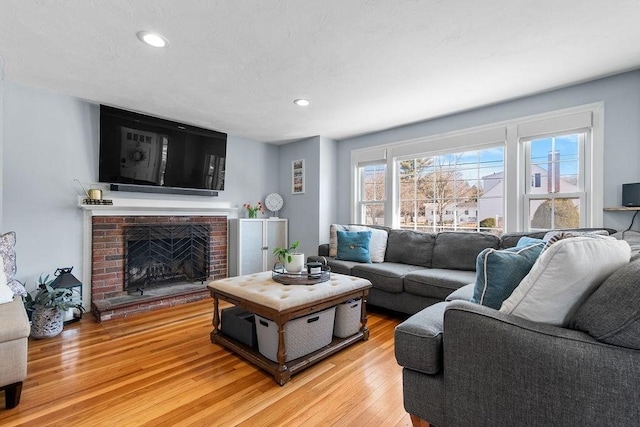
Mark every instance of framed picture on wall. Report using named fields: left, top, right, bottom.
left=292, top=159, right=305, bottom=194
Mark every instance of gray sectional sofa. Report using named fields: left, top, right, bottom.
left=310, top=226, right=556, bottom=315
left=395, top=251, right=640, bottom=426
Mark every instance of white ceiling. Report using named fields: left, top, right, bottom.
left=1, top=1, right=639, bottom=144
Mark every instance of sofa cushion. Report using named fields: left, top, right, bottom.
left=570, top=254, right=640, bottom=350
left=499, top=231, right=548, bottom=249
left=500, top=236, right=631, bottom=326
left=351, top=262, right=425, bottom=294
left=394, top=302, right=447, bottom=374
left=336, top=230, right=372, bottom=263
left=309, top=256, right=361, bottom=276
left=471, top=240, right=545, bottom=309
left=499, top=228, right=615, bottom=249
left=446, top=283, right=475, bottom=301
left=385, top=229, right=436, bottom=267
left=432, top=232, right=500, bottom=271
left=404, top=269, right=477, bottom=300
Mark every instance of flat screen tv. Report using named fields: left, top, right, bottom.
left=99, top=105, right=227, bottom=196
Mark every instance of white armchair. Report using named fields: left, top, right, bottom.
left=0, top=297, right=29, bottom=408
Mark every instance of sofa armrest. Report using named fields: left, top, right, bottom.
left=395, top=302, right=447, bottom=374
left=442, top=300, right=640, bottom=426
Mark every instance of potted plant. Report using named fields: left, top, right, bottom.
left=273, top=240, right=305, bottom=273
left=28, top=274, right=84, bottom=339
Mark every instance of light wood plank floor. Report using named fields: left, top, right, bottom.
left=0, top=299, right=411, bottom=426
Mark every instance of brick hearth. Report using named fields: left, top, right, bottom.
left=91, top=215, right=227, bottom=321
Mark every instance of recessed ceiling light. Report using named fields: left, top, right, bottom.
left=294, top=99, right=310, bottom=107
left=136, top=31, right=168, bottom=48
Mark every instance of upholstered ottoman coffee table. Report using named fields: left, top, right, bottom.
left=208, top=271, right=372, bottom=385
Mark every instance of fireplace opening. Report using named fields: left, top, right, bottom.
left=125, top=223, right=211, bottom=294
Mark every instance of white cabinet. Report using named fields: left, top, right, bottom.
left=228, top=218, right=288, bottom=276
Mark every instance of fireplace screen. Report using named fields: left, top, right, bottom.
left=125, top=224, right=210, bottom=292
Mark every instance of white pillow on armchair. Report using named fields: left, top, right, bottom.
left=0, top=269, right=13, bottom=304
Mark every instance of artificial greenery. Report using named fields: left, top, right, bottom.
left=25, top=274, right=85, bottom=313
left=273, top=240, right=300, bottom=264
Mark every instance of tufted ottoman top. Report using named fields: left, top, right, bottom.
left=208, top=271, right=371, bottom=311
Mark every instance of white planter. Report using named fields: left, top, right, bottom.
left=30, top=307, right=64, bottom=339
left=285, top=253, right=305, bottom=273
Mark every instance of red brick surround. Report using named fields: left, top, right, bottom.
left=91, top=215, right=227, bottom=321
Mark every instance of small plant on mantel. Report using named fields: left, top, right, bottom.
left=273, top=240, right=299, bottom=264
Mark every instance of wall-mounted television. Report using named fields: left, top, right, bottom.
left=99, top=105, right=227, bottom=196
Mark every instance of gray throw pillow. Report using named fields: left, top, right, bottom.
left=570, top=254, right=640, bottom=350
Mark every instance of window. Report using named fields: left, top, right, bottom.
left=351, top=104, right=602, bottom=232
left=397, top=147, right=504, bottom=233
left=524, top=133, right=585, bottom=230
left=532, top=173, right=541, bottom=188
left=357, top=162, right=386, bottom=225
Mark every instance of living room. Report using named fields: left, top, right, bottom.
left=1, top=1, right=640, bottom=425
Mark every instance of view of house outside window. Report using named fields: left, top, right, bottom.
left=360, top=163, right=386, bottom=225
left=352, top=105, right=600, bottom=232
left=526, top=133, right=583, bottom=229
left=397, top=147, right=505, bottom=234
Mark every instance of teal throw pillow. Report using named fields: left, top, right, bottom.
left=471, top=242, right=544, bottom=309
left=336, top=230, right=372, bottom=263
left=516, top=236, right=544, bottom=247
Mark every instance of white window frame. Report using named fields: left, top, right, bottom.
left=350, top=103, right=604, bottom=232
left=522, top=132, right=588, bottom=230
left=355, top=160, right=387, bottom=226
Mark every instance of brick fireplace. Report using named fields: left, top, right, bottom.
left=90, top=215, right=227, bottom=321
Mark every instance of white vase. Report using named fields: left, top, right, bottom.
left=30, top=307, right=64, bottom=339
left=285, top=253, right=305, bottom=273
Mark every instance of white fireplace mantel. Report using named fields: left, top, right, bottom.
left=79, top=196, right=237, bottom=309
left=78, top=196, right=239, bottom=217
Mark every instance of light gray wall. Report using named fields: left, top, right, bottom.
left=336, top=70, right=640, bottom=232
left=277, top=136, right=320, bottom=258
left=1, top=81, right=280, bottom=291
left=4, top=70, right=640, bottom=289
left=318, top=136, right=338, bottom=245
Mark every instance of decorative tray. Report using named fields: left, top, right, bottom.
left=271, top=264, right=331, bottom=286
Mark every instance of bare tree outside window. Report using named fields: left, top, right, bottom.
left=398, top=148, right=504, bottom=233
left=360, top=163, right=386, bottom=225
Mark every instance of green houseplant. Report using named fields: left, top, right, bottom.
left=28, top=274, right=84, bottom=339
left=273, top=240, right=304, bottom=273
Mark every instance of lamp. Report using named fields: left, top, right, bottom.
left=50, top=267, right=83, bottom=324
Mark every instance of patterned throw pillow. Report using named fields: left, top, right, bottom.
left=336, top=230, right=372, bottom=263
left=0, top=232, right=17, bottom=281
left=543, top=230, right=609, bottom=249
left=0, top=232, right=26, bottom=297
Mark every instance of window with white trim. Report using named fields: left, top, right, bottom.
left=357, top=162, right=386, bottom=225
left=523, top=132, right=586, bottom=230
left=351, top=104, right=603, bottom=232
left=397, top=146, right=504, bottom=233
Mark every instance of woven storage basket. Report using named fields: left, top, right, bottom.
left=333, top=298, right=362, bottom=338
left=255, top=307, right=336, bottom=362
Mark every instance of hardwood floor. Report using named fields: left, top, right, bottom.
left=0, top=299, right=412, bottom=426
